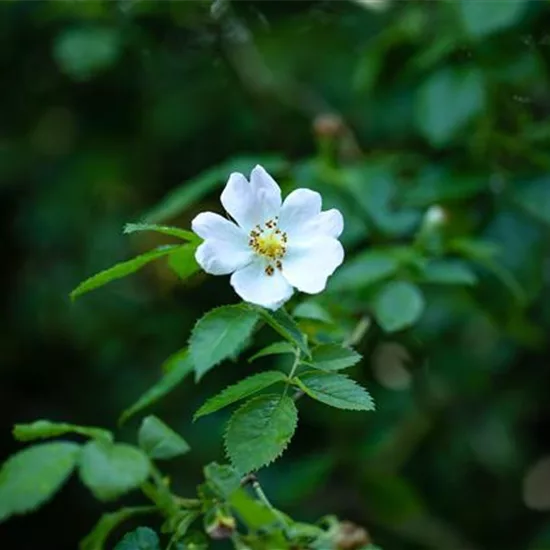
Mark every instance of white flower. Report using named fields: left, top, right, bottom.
left=191, top=165, right=344, bottom=310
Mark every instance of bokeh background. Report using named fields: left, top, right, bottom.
left=2, top=0, right=550, bottom=549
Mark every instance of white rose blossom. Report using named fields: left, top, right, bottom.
left=191, top=165, right=345, bottom=310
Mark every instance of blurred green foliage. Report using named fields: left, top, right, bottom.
left=1, top=0, right=550, bottom=549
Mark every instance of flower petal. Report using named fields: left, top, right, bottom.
left=282, top=238, right=344, bottom=294
left=196, top=239, right=253, bottom=276
left=250, top=165, right=282, bottom=221
left=291, top=208, right=344, bottom=243
left=192, top=211, right=246, bottom=241
left=278, top=189, right=322, bottom=237
left=221, top=172, right=260, bottom=231
left=230, top=260, right=294, bottom=310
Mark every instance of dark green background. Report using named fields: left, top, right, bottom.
left=1, top=1, right=550, bottom=549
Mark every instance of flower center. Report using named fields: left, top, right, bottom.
left=249, top=219, right=288, bottom=276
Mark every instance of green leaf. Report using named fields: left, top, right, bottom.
left=114, top=527, right=160, bottom=550
left=13, top=420, right=113, bottom=444
left=80, top=507, right=156, bottom=550
left=203, top=463, right=241, bottom=498
left=255, top=307, right=310, bottom=357
left=293, top=302, right=334, bottom=324
left=458, top=0, right=527, bottom=38
left=79, top=441, right=150, bottom=501
left=167, top=245, right=200, bottom=280
left=190, top=305, right=260, bottom=381
left=123, top=222, right=198, bottom=242
left=415, top=68, right=484, bottom=147
left=70, top=246, right=179, bottom=300
left=0, top=442, right=80, bottom=522
left=373, top=281, right=425, bottom=332
left=248, top=342, right=295, bottom=363
left=294, top=372, right=374, bottom=411
left=195, top=371, right=288, bottom=419
left=309, top=344, right=362, bottom=372
left=512, top=177, right=550, bottom=227
left=328, top=250, right=400, bottom=292
left=421, top=260, right=477, bottom=286
left=120, top=348, right=194, bottom=424
left=225, top=394, right=298, bottom=474
left=144, top=155, right=286, bottom=223
left=138, top=416, right=190, bottom=460
left=53, top=27, right=121, bottom=81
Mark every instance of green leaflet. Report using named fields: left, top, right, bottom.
left=70, top=245, right=179, bottom=300
left=457, top=0, right=527, bottom=38
left=327, top=250, right=400, bottom=292
left=0, top=442, right=81, bottom=522
left=78, top=441, right=150, bottom=501
left=293, top=302, right=334, bottom=324
left=167, top=245, right=200, bottom=281
left=203, top=463, right=241, bottom=499
left=373, top=280, right=425, bottom=332
left=308, top=344, right=362, bottom=372
left=255, top=307, right=310, bottom=357
left=194, top=371, right=288, bottom=419
left=143, top=155, right=287, bottom=223
left=123, top=222, right=199, bottom=243
left=415, top=68, right=485, bottom=148
left=294, top=372, right=374, bottom=411
left=114, top=527, right=160, bottom=550
left=224, top=394, right=298, bottom=474
left=80, top=507, right=156, bottom=550
left=119, top=348, right=194, bottom=425
left=190, top=305, right=260, bottom=381
left=138, top=415, right=190, bottom=460
left=248, top=342, right=295, bottom=363
left=13, top=420, right=113, bottom=444
left=421, top=259, right=477, bottom=286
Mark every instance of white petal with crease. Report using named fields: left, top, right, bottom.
left=231, top=260, right=294, bottom=310
left=220, top=172, right=260, bottom=231
left=196, top=240, right=253, bottom=276
left=282, top=238, right=344, bottom=294
left=278, top=189, right=322, bottom=237
left=250, top=165, right=281, bottom=221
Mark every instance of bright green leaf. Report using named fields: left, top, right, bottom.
left=70, top=246, right=178, bottom=301
left=512, top=177, right=550, bottom=227
left=79, top=441, right=150, bottom=501
left=421, top=260, right=477, bottom=286
left=195, top=371, right=287, bottom=419
left=373, top=281, right=425, bottom=332
left=138, top=416, right=190, bottom=460
left=309, top=344, right=362, bottom=372
left=123, top=222, right=198, bottom=242
left=114, top=527, right=160, bottom=550
left=0, top=442, right=80, bottom=522
left=54, top=27, right=121, bottom=81
left=13, top=420, right=113, bottom=444
left=224, top=394, right=298, bottom=473
left=416, top=68, right=485, bottom=147
left=119, top=348, right=194, bottom=424
left=203, top=463, right=241, bottom=498
left=328, top=250, right=400, bottom=292
left=144, top=155, right=286, bottom=223
left=294, top=372, right=374, bottom=411
left=190, top=305, right=260, bottom=381
left=255, top=307, right=310, bottom=357
left=293, top=302, right=334, bottom=324
left=167, top=246, right=200, bottom=280
left=458, top=0, right=527, bottom=38
left=248, top=342, right=295, bottom=363
left=80, top=507, right=156, bottom=550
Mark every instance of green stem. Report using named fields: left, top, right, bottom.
left=283, top=348, right=301, bottom=396
left=250, top=476, right=290, bottom=531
